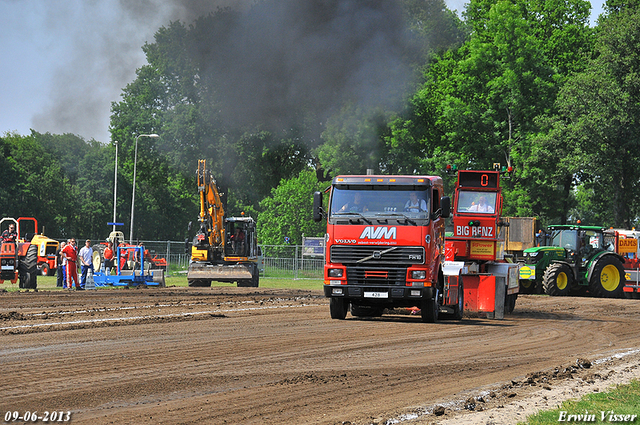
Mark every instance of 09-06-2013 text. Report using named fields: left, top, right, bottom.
left=3, top=411, right=71, bottom=422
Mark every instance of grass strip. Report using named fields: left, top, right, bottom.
left=521, top=380, right=640, bottom=424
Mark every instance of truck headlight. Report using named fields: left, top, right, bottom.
left=411, top=270, right=426, bottom=280
left=328, top=268, right=343, bottom=278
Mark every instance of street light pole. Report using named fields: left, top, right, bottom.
left=112, top=141, right=118, bottom=235
left=129, top=133, right=159, bottom=244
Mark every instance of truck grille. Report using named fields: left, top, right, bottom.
left=330, top=246, right=425, bottom=265
left=346, top=266, right=407, bottom=286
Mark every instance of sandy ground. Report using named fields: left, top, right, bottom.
left=1, top=288, right=640, bottom=425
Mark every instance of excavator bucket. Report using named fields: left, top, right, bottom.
left=187, top=262, right=254, bottom=280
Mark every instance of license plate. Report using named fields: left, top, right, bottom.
left=364, top=291, right=388, bottom=299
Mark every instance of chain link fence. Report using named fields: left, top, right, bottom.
left=133, top=241, right=324, bottom=279
left=260, top=244, right=324, bottom=279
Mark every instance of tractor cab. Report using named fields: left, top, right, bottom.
left=547, top=226, right=608, bottom=268
left=520, top=224, right=625, bottom=297
left=224, top=216, right=258, bottom=259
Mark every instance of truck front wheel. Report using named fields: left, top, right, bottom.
left=421, top=294, right=439, bottom=323
left=589, top=256, right=625, bottom=298
left=329, top=298, right=349, bottom=320
left=543, top=263, right=573, bottom=296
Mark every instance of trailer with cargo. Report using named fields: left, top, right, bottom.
left=444, top=168, right=519, bottom=318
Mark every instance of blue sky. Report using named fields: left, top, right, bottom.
left=0, top=0, right=606, bottom=144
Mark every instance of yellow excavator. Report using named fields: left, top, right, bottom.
left=187, top=160, right=260, bottom=287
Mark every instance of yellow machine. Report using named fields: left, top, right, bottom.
left=187, top=160, right=260, bottom=287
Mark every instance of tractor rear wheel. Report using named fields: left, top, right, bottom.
left=543, top=263, right=573, bottom=296
left=589, top=256, right=625, bottom=298
left=329, top=298, right=349, bottom=320
left=19, top=244, right=38, bottom=289
left=92, top=244, right=105, bottom=271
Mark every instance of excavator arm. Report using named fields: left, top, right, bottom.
left=195, top=160, right=225, bottom=255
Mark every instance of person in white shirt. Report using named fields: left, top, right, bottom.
left=404, top=192, right=427, bottom=212
left=468, top=196, right=494, bottom=213
left=78, top=239, right=94, bottom=290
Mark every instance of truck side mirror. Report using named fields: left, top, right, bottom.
left=441, top=196, right=451, bottom=219
left=313, top=191, right=323, bottom=222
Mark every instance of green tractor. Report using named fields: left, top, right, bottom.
left=519, top=225, right=625, bottom=298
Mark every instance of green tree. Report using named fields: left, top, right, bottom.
left=257, top=169, right=327, bottom=246
left=384, top=0, right=593, bottom=217
left=0, top=132, right=69, bottom=237
left=549, top=0, right=640, bottom=227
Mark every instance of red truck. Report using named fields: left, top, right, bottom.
left=313, top=174, right=461, bottom=322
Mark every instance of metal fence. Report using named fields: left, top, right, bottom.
left=260, top=244, right=324, bottom=279
left=137, top=241, right=324, bottom=279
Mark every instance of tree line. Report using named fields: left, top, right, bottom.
left=1, top=0, right=639, bottom=244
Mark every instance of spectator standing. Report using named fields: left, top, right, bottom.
left=78, top=239, right=94, bottom=290
left=103, top=241, right=114, bottom=275
left=62, top=239, right=79, bottom=290
left=55, top=241, right=66, bottom=288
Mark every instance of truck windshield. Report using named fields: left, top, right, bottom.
left=329, top=187, right=430, bottom=220
left=457, top=191, right=497, bottom=214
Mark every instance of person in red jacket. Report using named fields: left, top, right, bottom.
left=62, top=238, right=79, bottom=290
left=103, top=241, right=115, bottom=275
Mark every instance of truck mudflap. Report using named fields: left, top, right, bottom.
left=187, top=262, right=254, bottom=280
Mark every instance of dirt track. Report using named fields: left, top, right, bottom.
left=1, top=287, right=640, bottom=425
